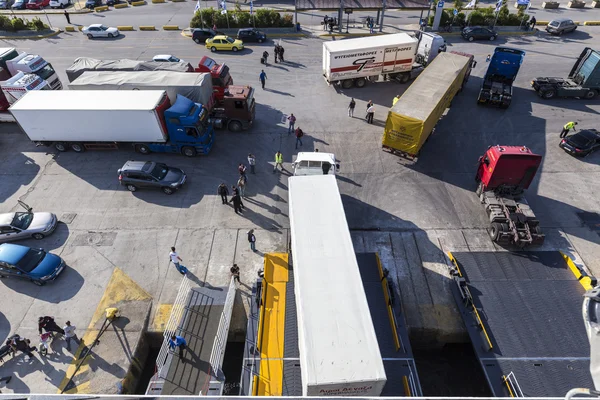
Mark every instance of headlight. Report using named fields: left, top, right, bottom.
left=170, top=182, right=179, bottom=187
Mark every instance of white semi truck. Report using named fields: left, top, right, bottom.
left=289, top=174, right=386, bottom=396
left=292, top=151, right=339, bottom=176
left=322, top=32, right=446, bottom=88
left=0, top=48, right=62, bottom=90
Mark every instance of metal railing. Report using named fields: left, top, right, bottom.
left=146, top=275, right=193, bottom=395
left=503, top=371, right=524, bottom=397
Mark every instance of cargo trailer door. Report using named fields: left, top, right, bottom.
left=382, top=48, right=398, bottom=73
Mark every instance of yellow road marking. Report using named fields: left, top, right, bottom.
left=152, top=304, right=173, bottom=331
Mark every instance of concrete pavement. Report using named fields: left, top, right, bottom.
left=1, top=25, right=600, bottom=394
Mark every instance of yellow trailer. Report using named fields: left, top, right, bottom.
left=382, top=51, right=474, bottom=158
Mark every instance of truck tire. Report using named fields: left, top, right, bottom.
left=399, top=73, right=410, bottom=84
left=490, top=222, right=502, bottom=241
left=228, top=120, right=242, bottom=132
left=584, top=90, right=597, bottom=99
left=54, top=142, right=68, bottom=152
left=70, top=143, right=85, bottom=153
left=181, top=146, right=197, bottom=157
left=540, top=88, right=556, bottom=99
left=135, top=144, right=150, bottom=154
left=341, top=79, right=353, bottom=89
left=355, top=78, right=366, bottom=88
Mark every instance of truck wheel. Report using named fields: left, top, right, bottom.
left=228, top=120, right=243, bottom=132
left=490, top=222, right=502, bottom=241
left=181, top=146, right=197, bottom=157
left=341, top=79, right=353, bottom=89
left=135, top=144, right=150, bottom=154
left=126, top=184, right=137, bottom=192
left=400, top=73, right=410, bottom=84
left=70, top=143, right=85, bottom=152
left=584, top=90, right=597, bottom=99
left=162, top=187, right=175, bottom=195
left=541, top=89, right=556, bottom=99
left=54, top=143, right=68, bottom=152
left=355, top=78, right=366, bottom=88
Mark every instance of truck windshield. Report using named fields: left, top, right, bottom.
left=36, top=64, right=56, bottom=81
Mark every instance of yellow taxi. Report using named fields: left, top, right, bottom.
left=205, top=35, right=244, bottom=52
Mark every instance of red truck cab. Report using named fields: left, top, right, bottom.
left=195, top=56, right=233, bottom=102
left=476, top=145, right=542, bottom=194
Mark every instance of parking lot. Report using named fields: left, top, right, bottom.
left=1, top=25, right=600, bottom=394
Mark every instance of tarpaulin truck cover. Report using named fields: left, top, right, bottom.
left=69, top=71, right=213, bottom=108
left=65, top=57, right=192, bottom=82
left=382, top=51, right=470, bottom=156
left=288, top=175, right=386, bottom=397
left=322, top=33, right=417, bottom=82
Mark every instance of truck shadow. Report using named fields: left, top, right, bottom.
left=0, top=128, right=41, bottom=204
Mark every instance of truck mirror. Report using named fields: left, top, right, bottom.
left=336, top=163, right=340, bottom=170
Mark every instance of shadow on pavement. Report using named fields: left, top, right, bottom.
left=0, top=264, right=84, bottom=303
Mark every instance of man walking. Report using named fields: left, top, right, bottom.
left=248, top=153, right=256, bottom=174
left=238, top=163, right=247, bottom=182
left=63, top=321, right=80, bottom=352
left=169, top=247, right=186, bottom=275
left=64, top=10, right=71, bottom=24
left=218, top=183, right=229, bottom=204
left=287, top=113, right=296, bottom=134
left=237, top=175, right=246, bottom=198
left=530, top=16, right=536, bottom=30
left=247, top=229, right=256, bottom=252
left=560, top=121, right=577, bottom=138
left=168, top=335, right=187, bottom=358
left=38, top=316, right=65, bottom=336
left=259, top=70, right=267, bottom=89
left=229, top=193, right=244, bottom=214
left=262, top=50, right=269, bottom=66
left=348, top=98, right=355, bottom=117
left=273, top=151, right=283, bottom=172
left=295, top=127, right=304, bottom=149
left=366, top=104, right=375, bottom=124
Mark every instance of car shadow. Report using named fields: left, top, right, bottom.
left=86, top=33, right=126, bottom=40
left=0, top=264, right=84, bottom=303
left=0, top=312, right=10, bottom=347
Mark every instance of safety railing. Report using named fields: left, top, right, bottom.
left=146, top=275, right=193, bottom=395
left=503, top=371, right=524, bottom=397
left=205, top=276, right=237, bottom=395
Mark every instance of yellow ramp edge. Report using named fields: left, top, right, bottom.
left=58, top=267, right=151, bottom=394
left=561, top=251, right=598, bottom=290
left=152, top=304, right=173, bottom=331
left=256, top=253, right=289, bottom=396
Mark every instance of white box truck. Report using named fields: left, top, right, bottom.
left=9, top=90, right=214, bottom=156
left=289, top=174, right=387, bottom=396
left=292, top=151, right=339, bottom=176
left=323, top=33, right=418, bottom=88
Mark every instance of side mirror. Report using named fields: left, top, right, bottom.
left=336, top=163, right=340, bottom=170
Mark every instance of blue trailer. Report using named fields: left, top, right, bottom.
left=532, top=47, right=600, bottom=100
left=10, top=90, right=214, bottom=157
left=477, top=47, right=525, bottom=109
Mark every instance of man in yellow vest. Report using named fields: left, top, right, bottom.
left=273, top=151, right=283, bottom=173
left=560, top=121, right=577, bottom=138
left=392, top=95, right=401, bottom=106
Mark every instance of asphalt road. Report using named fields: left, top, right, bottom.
left=11, top=0, right=600, bottom=32
left=1, top=27, right=600, bottom=394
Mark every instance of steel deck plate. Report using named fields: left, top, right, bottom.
left=451, top=251, right=594, bottom=397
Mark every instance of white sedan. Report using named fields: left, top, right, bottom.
left=0, top=211, right=58, bottom=242
left=82, top=24, right=120, bottom=39
left=153, top=54, right=186, bottom=63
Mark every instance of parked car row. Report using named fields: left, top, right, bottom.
left=5, top=0, right=70, bottom=9
left=192, top=28, right=268, bottom=51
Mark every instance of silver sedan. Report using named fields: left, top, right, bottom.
left=0, top=211, right=58, bottom=242
left=82, top=24, right=120, bottom=39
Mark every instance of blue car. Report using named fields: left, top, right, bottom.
left=0, top=243, right=65, bottom=286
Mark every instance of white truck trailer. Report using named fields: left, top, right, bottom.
left=289, top=174, right=386, bottom=396
left=323, top=33, right=418, bottom=88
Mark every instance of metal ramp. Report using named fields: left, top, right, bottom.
left=240, top=252, right=421, bottom=396
left=448, top=251, right=597, bottom=397
left=146, top=277, right=236, bottom=396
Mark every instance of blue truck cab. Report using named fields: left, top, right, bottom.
left=477, top=47, right=526, bottom=109
left=148, top=94, right=214, bottom=157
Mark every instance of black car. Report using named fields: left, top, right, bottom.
left=560, top=129, right=600, bottom=157
left=461, top=26, right=497, bottom=42
left=85, top=0, right=101, bottom=8
left=118, top=161, right=187, bottom=194
left=237, top=28, right=267, bottom=43
left=192, top=28, right=222, bottom=44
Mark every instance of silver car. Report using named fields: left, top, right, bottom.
left=82, top=24, right=120, bottom=39
left=0, top=203, right=58, bottom=242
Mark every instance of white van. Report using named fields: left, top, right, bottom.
left=292, top=152, right=339, bottom=176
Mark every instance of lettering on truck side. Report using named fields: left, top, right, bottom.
left=319, top=386, right=375, bottom=395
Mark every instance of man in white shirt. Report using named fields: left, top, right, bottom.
left=63, top=321, right=79, bottom=351
left=169, top=247, right=186, bottom=275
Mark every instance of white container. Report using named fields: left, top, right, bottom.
left=323, top=33, right=417, bottom=83
left=288, top=175, right=387, bottom=397
left=10, top=90, right=168, bottom=143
